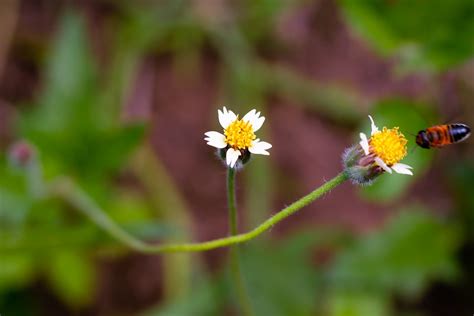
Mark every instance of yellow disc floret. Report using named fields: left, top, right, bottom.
left=369, top=127, right=408, bottom=166
left=224, top=118, right=256, bottom=150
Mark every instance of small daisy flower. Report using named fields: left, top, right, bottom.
left=204, top=107, right=272, bottom=169
left=343, top=115, right=413, bottom=185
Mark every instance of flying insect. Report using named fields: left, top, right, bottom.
left=415, top=124, right=471, bottom=149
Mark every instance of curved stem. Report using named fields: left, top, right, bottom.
left=227, top=167, right=254, bottom=316
left=48, top=172, right=348, bottom=253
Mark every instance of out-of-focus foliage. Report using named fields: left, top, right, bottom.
left=0, top=156, right=33, bottom=227
left=20, top=13, right=144, bottom=186
left=241, top=234, right=321, bottom=316
left=326, top=209, right=461, bottom=316
left=143, top=276, right=224, bottom=316
left=0, top=11, right=154, bottom=309
left=46, top=251, right=96, bottom=307
left=144, top=209, right=463, bottom=316
left=339, top=0, right=474, bottom=72
left=143, top=232, right=325, bottom=316
left=327, top=292, right=390, bottom=316
left=329, top=209, right=461, bottom=296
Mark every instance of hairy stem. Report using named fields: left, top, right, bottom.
left=47, top=172, right=348, bottom=253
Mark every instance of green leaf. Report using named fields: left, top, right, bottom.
left=360, top=99, right=435, bottom=202
left=45, top=251, right=96, bottom=307
left=142, top=276, right=224, bottom=316
left=0, top=156, right=34, bottom=228
left=240, top=234, right=321, bottom=316
left=0, top=254, right=36, bottom=293
left=339, top=0, right=474, bottom=71
left=0, top=189, right=33, bottom=228
left=19, top=12, right=145, bottom=180
left=329, top=208, right=461, bottom=298
left=22, top=11, right=99, bottom=134
left=328, top=291, right=390, bottom=316
left=239, top=0, right=289, bottom=44
left=338, top=0, right=399, bottom=54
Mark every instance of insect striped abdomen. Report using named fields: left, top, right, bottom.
left=449, top=124, right=471, bottom=143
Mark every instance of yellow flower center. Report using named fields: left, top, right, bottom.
left=224, top=118, right=256, bottom=150
left=369, top=127, right=408, bottom=166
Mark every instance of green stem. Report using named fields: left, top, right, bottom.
left=48, top=172, right=348, bottom=253
left=26, top=155, right=45, bottom=199
left=227, top=167, right=254, bottom=316
left=227, top=167, right=238, bottom=235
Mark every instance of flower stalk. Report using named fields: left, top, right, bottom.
left=38, top=172, right=348, bottom=254
left=227, top=167, right=254, bottom=316
left=227, top=167, right=238, bottom=236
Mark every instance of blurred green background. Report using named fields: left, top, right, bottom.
left=0, top=0, right=473, bottom=315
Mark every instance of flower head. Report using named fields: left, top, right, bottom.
left=343, top=115, right=413, bottom=185
left=205, top=107, right=272, bottom=168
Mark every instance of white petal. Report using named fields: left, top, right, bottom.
left=374, top=157, right=392, bottom=173
left=206, top=140, right=227, bottom=148
left=218, top=108, right=228, bottom=129
left=392, top=163, right=414, bottom=175
left=226, top=148, right=241, bottom=168
left=393, top=162, right=413, bottom=170
left=242, top=109, right=256, bottom=123
left=218, top=106, right=237, bottom=129
left=249, top=140, right=272, bottom=155
left=204, top=131, right=227, bottom=148
left=242, top=109, right=266, bottom=132
left=204, top=131, right=225, bottom=140
left=227, top=109, right=237, bottom=122
left=251, top=115, right=265, bottom=132
left=359, top=133, right=370, bottom=155
left=368, top=115, right=379, bottom=135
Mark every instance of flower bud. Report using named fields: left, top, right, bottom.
left=8, top=140, right=36, bottom=168
left=342, top=145, right=384, bottom=186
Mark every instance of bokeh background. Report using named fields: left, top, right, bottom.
left=1, top=1, right=474, bottom=315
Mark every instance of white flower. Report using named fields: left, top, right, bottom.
left=205, top=107, right=272, bottom=168
left=359, top=115, right=413, bottom=175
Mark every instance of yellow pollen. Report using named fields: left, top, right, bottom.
left=224, top=118, right=256, bottom=150
left=369, top=127, right=408, bottom=166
